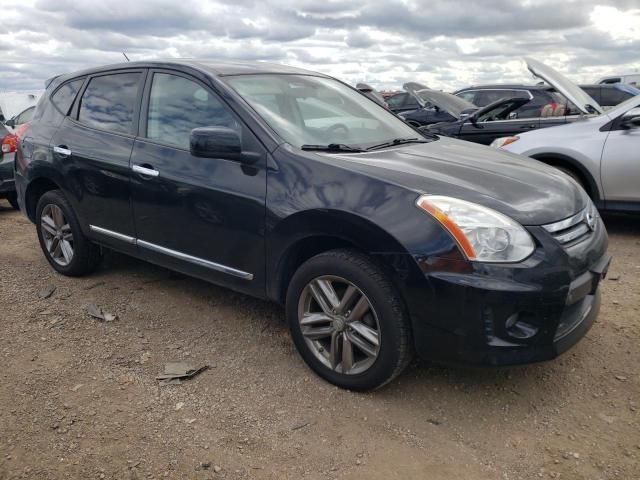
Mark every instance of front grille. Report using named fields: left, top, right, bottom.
left=542, top=207, right=596, bottom=246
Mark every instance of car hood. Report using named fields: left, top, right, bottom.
left=0, top=91, right=42, bottom=121
left=403, top=83, right=476, bottom=119
left=526, top=57, right=603, bottom=115
left=326, top=137, right=587, bottom=225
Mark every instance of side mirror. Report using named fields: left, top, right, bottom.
left=190, top=127, right=242, bottom=161
left=4, top=118, right=15, bottom=128
left=621, top=108, right=640, bottom=129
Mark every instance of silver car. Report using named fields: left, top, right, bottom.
left=493, top=65, right=640, bottom=212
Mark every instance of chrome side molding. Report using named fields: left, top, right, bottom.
left=89, top=225, right=253, bottom=280
left=89, top=225, right=136, bottom=244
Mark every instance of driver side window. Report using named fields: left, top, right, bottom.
left=146, top=73, right=240, bottom=150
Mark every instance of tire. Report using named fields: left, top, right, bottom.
left=5, top=192, right=19, bottom=210
left=286, top=249, right=412, bottom=391
left=35, top=190, right=102, bottom=276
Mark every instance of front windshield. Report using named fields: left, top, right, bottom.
left=225, top=74, right=422, bottom=149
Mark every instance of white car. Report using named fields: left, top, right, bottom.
left=493, top=95, right=640, bottom=212
left=597, top=74, right=640, bottom=87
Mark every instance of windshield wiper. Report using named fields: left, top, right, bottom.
left=366, top=137, right=429, bottom=151
left=301, top=143, right=365, bottom=153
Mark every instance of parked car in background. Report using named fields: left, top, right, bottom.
left=597, top=74, right=640, bottom=87
left=1, top=102, right=39, bottom=209
left=425, top=58, right=604, bottom=145
left=454, top=84, right=568, bottom=119
left=455, top=83, right=637, bottom=114
left=579, top=84, right=640, bottom=110
left=385, top=91, right=421, bottom=114
left=494, top=94, right=640, bottom=213
left=397, top=85, right=477, bottom=127
left=16, top=60, right=609, bottom=390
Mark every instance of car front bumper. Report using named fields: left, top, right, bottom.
left=399, top=216, right=610, bottom=367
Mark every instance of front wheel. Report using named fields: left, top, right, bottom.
left=286, top=249, right=412, bottom=391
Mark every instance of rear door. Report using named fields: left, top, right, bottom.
left=129, top=70, right=267, bottom=296
left=51, top=70, right=144, bottom=252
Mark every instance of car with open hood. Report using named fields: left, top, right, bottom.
left=455, top=83, right=637, bottom=115
left=15, top=60, right=609, bottom=390
left=424, top=58, right=605, bottom=145
left=494, top=93, right=640, bottom=213
left=396, top=85, right=478, bottom=127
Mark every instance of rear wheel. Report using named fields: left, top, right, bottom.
left=36, top=190, right=102, bottom=276
left=286, top=249, right=412, bottom=391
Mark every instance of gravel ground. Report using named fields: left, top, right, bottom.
left=0, top=200, right=638, bottom=480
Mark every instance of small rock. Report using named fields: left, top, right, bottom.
left=615, top=375, right=627, bottom=381
left=175, top=402, right=184, bottom=411
left=608, top=274, right=620, bottom=281
left=38, top=285, right=56, bottom=299
left=70, top=384, right=83, bottom=392
left=213, top=465, right=221, bottom=473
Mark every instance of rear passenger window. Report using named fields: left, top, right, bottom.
left=78, top=73, right=141, bottom=134
left=51, top=78, right=85, bottom=115
left=456, top=91, right=476, bottom=104
left=146, top=73, right=240, bottom=149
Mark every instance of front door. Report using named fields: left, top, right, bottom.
left=51, top=70, right=145, bottom=251
left=129, top=70, right=267, bottom=296
left=601, top=108, right=640, bottom=202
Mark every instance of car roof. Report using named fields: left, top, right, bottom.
left=48, top=59, right=328, bottom=86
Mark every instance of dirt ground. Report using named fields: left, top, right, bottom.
left=0, top=200, right=638, bottom=480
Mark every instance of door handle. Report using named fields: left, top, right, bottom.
left=53, top=146, right=71, bottom=156
left=132, top=164, right=159, bottom=177
left=519, top=124, right=536, bottom=129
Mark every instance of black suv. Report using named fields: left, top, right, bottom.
left=15, top=60, right=609, bottom=390
left=455, top=83, right=638, bottom=115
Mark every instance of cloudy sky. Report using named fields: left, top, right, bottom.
left=1, top=0, right=639, bottom=92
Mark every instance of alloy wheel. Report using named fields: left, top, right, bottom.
left=40, top=204, right=74, bottom=266
left=298, top=276, right=381, bottom=375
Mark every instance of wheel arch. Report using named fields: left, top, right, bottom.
left=24, top=175, right=63, bottom=222
left=530, top=153, right=602, bottom=204
left=268, top=209, right=412, bottom=304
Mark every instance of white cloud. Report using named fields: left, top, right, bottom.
left=0, top=0, right=639, bottom=92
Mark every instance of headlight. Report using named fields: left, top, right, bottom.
left=416, top=195, right=535, bottom=263
left=490, top=136, right=519, bottom=149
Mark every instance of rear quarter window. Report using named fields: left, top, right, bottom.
left=78, top=73, right=141, bottom=134
left=51, top=78, right=85, bottom=115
